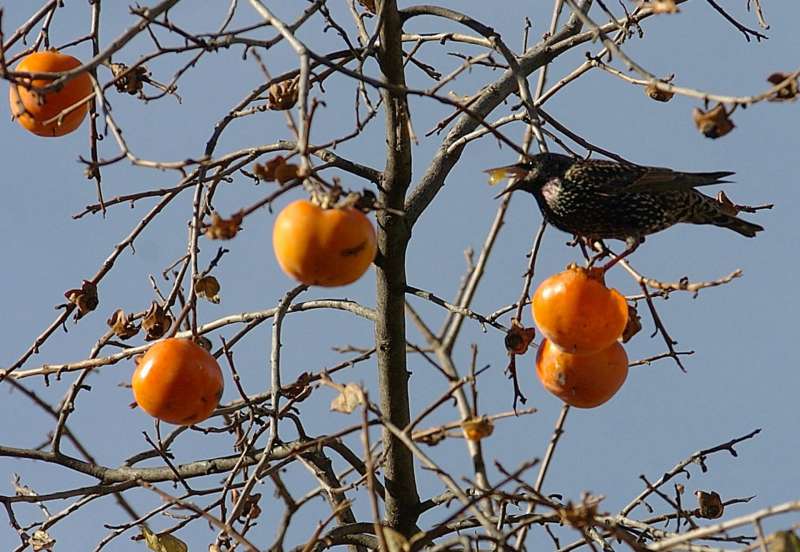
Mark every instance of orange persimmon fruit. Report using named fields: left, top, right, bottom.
left=535, top=338, right=628, bottom=408
left=532, top=265, right=628, bottom=354
left=273, top=199, right=377, bottom=287
left=9, top=50, right=93, bottom=137
left=132, top=338, right=224, bottom=426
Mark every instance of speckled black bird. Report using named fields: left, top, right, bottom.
left=492, top=152, right=764, bottom=246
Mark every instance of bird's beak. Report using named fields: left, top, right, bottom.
left=485, top=164, right=529, bottom=199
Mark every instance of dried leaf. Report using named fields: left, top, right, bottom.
left=767, top=72, right=799, bottom=102
left=107, top=308, right=139, bottom=340
left=357, top=0, right=376, bottom=13
left=29, top=530, right=55, bottom=551
left=505, top=320, right=536, bottom=355
left=64, top=280, right=98, bottom=319
left=253, top=156, right=300, bottom=184
left=765, top=531, right=800, bottom=552
left=645, top=82, right=674, bottom=102
left=462, top=417, right=494, bottom=441
left=205, top=212, right=242, bottom=240
left=109, top=62, right=149, bottom=95
left=140, top=525, right=188, bottom=552
left=196, top=275, right=221, bottom=304
left=268, top=77, right=299, bottom=110
left=650, top=0, right=680, bottom=14
left=283, top=372, right=313, bottom=402
left=621, top=304, right=641, bottom=343
left=695, top=490, right=724, bottom=519
left=142, top=302, right=173, bottom=341
left=692, top=104, right=735, bottom=139
left=330, top=383, right=365, bottom=414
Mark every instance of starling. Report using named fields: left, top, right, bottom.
left=492, top=153, right=764, bottom=248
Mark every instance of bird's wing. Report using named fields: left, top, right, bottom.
left=565, top=161, right=734, bottom=195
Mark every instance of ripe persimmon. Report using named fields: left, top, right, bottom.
left=132, top=338, right=224, bottom=426
left=8, top=50, right=93, bottom=137
left=273, top=199, right=377, bottom=287
left=535, top=338, right=628, bottom=408
left=532, top=265, right=628, bottom=354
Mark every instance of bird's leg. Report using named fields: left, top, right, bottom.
left=601, top=236, right=644, bottom=273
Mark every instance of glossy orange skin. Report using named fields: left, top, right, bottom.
left=132, top=338, right=224, bottom=426
left=9, top=51, right=93, bottom=137
left=532, top=266, right=628, bottom=354
left=273, top=199, right=377, bottom=287
left=535, top=338, right=628, bottom=408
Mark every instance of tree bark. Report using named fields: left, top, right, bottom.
left=373, top=0, right=419, bottom=536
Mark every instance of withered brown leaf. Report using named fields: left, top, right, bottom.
left=767, top=72, right=799, bottom=102
left=330, top=382, right=365, bottom=414
left=621, top=304, right=641, bottom=343
left=692, top=104, right=735, bottom=139
left=504, top=319, right=536, bottom=355
left=205, top=212, right=242, bottom=240
left=142, top=302, right=173, bottom=341
left=64, top=280, right=98, bottom=320
left=195, top=275, right=221, bottom=304
left=107, top=308, right=139, bottom=340
left=695, top=490, right=724, bottom=519
left=268, top=77, right=299, bottom=110
left=645, top=82, right=674, bottom=102
left=253, top=156, right=300, bottom=184
left=109, top=62, right=149, bottom=95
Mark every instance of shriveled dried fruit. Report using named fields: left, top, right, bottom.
left=645, top=81, right=674, bottom=102
left=195, top=275, right=221, bottom=304
left=205, top=212, right=242, bottom=240
left=505, top=320, right=536, bottom=355
left=693, top=104, right=735, bottom=139
left=695, top=490, right=724, bottom=519
left=107, top=308, right=139, bottom=339
left=767, top=72, right=799, bottom=102
left=462, top=417, right=494, bottom=441
left=268, top=77, right=299, bottom=110
left=142, top=302, right=173, bottom=341
left=109, top=62, right=149, bottom=95
left=64, top=280, right=98, bottom=319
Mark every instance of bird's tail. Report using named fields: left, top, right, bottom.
left=709, top=213, right=764, bottom=237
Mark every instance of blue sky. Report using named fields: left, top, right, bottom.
left=1, top=1, right=798, bottom=550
